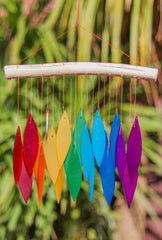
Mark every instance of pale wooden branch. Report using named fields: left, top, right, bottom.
left=4, top=62, right=158, bottom=81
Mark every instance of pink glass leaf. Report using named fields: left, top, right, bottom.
left=23, top=114, right=39, bottom=175
left=13, top=126, right=23, bottom=184
left=115, top=127, right=126, bottom=182
left=127, top=117, right=142, bottom=182
left=122, top=158, right=138, bottom=208
left=18, top=161, right=33, bottom=204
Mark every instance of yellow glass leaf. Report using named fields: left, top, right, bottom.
left=55, top=167, right=63, bottom=204
left=57, top=111, right=71, bottom=168
left=45, top=126, right=59, bottom=184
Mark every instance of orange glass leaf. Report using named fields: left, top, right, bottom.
left=37, top=143, right=45, bottom=206
left=57, top=111, right=71, bottom=168
left=13, top=126, right=23, bottom=184
left=55, top=167, right=63, bottom=204
left=34, top=130, right=42, bottom=181
left=45, top=126, right=59, bottom=184
left=18, top=161, right=33, bottom=204
left=23, top=114, right=39, bottom=175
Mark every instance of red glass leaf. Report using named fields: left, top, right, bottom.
left=127, top=117, right=142, bottom=182
left=37, top=142, right=45, bottom=206
left=23, top=114, right=39, bottom=175
left=13, top=126, right=23, bottom=184
left=18, top=160, right=33, bottom=204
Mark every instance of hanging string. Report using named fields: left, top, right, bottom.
left=59, top=78, right=60, bottom=120
left=134, top=77, right=137, bottom=121
left=25, top=80, right=27, bottom=122
left=41, top=76, right=43, bottom=136
left=52, top=76, right=55, bottom=127
left=77, top=0, right=80, bottom=62
left=109, top=75, right=111, bottom=137
left=46, top=79, right=49, bottom=140
left=103, top=75, right=106, bottom=125
left=17, top=77, right=20, bottom=126
left=92, top=76, right=94, bottom=122
left=81, top=75, right=83, bottom=109
left=116, top=78, right=118, bottom=113
left=98, top=74, right=100, bottom=111
left=130, top=80, right=132, bottom=128
left=30, top=77, right=32, bottom=114
left=70, top=77, right=72, bottom=126
left=37, top=79, right=39, bottom=128
left=63, top=75, right=65, bottom=112
left=120, top=76, right=123, bottom=127
left=75, top=74, right=77, bottom=125
left=86, top=74, right=88, bottom=122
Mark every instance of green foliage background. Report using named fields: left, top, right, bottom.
left=0, top=0, right=162, bottom=239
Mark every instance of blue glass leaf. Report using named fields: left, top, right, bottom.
left=109, top=112, right=121, bottom=169
left=99, top=132, right=115, bottom=205
left=92, top=110, right=106, bottom=167
left=81, top=123, right=94, bottom=181
left=75, top=109, right=86, bottom=164
left=89, top=157, right=95, bottom=202
left=115, top=127, right=126, bottom=182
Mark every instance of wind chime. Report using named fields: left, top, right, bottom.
left=4, top=1, right=158, bottom=208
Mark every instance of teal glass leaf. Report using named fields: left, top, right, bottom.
left=64, top=129, right=74, bottom=173
left=66, top=140, right=82, bottom=201
left=75, top=109, right=86, bottom=164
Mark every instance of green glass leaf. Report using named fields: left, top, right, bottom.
left=64, top=130, right=74, bottom=173
left=75, top=108, right=86, bottom=163
left=66, top=140, right=82, bottom=201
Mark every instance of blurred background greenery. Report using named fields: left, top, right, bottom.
left=0, top=0, right=162, bottom=239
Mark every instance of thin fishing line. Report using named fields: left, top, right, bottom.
left=17, top=25, right=78, bottom=64
left=77, top=0, right=80, bottom=61
left=17, top=77, right=20, bottom=126
left=130, top=81, right=132, bottom=128
left=86, top=74, right=88, bottom=122
left=103, top=75, right=106, bottom=125
left=37, top=79, right=39, bottom=128
left=52, top=76, right=55, bottom=126
left=63, top=74, right=65, bottom=112
left=59, top=78, right=60, bottom=120
left=109, top=75, right=111, bottom=136
left=121, top=76, right=123, bottom=127
left=92, top=76, right=94, bottom=122
left=79, top=25, right=141, bottom=66
left=98, top=74, right=100, bottom=111
left=134, top=77, right=137, bottom=121
left=116, top=78, right=118, bottom=113
left=81, top=75, right=83, bottom=109
left=41, top=76, right=43, bottom=136
left=30, top=76, right=32, bottom=114
left=70, top=76, right=72, bottom=126
left=25, top=80, right=27, bottom=122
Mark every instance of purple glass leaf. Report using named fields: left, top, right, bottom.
left=122, top=158, right=138, bottom=208
left=99, top=132, right=115, bottom=205
left=115, top=127, right=126, bottom=182
left=127, top=117, right=142, bottom=182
